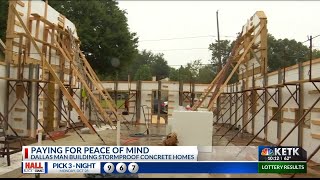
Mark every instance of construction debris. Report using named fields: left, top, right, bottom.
left=162, top=132, right=179, bottom=146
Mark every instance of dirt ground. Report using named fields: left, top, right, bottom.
left=0, top=123, right=319, bottom=178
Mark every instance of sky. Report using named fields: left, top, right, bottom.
left=117, top=1, right=320, bottom=67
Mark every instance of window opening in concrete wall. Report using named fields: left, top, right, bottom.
left=295, top=109, right=311, bottom=128
left=271, top=107, right=279, bottom=121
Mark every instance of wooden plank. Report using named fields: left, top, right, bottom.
left=0, top=38, right=5, bottom=51
left=59, top=14, right=65, bottom=19
left=79, top=52, right=128, bottom=122
left=35, top=19, right=40, bottom=38
left=311, top=108, right=320, bottom=112
left=80, top=53, right=124, bottom=118
left=15, top=108, right=26, bottom=112
left=13, top=128, right=24, bottom=133
left=15, top=32, right=55, bottom=46
left=282, top=118, right=295, bottom=123
left=18, top=11, right=24, bottom=16
left=311, top=133, right=320, bottom=139
left=15, top=20, right=23, bottom=27
left=13, top=118, right=23, bottom=121
left=30, top=13, right=54, bottom=27
left=308, top=90, right=319, bottom=94
left=58, top=16, right=64, bottom=22
left=239, top=66, right=261, bottom=79
left=58, top=22, right=64, bottom=28
left=208, top=24, right=266, bottom=110
left=55, top=41, right=114, bottom=126
left=16, top=0, right=25, bottom=7
left=26, top=0, right=32, bottom=55
left=11, top=4, right=98, bottom=134
left=311, top=120, right=320, bottom=125
left=12, top=41, right=26, bottom=49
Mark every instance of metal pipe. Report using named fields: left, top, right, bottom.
left=277, top=95, right=320, bottom=146
left=245, top=88, right=298, bottom=147
left=213, top=93, right=244, bottom=133
left=225, top=89, right=278, bottom=146
left=217, top=90, right=266, bottom=141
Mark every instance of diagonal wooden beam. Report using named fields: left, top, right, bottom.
left=191, top=67, right=223, bottom=110
left=79, top=52, right=118, bottom=109
left=207, top=24, right=265, bottom=110
left=0, top=38, right=5, bottom=52
left=11, top=4, right=98, bottom=135
left=54, top=40, right=115, bottom=127
left=192, top=34, right=244, bottom=111
left=79, top=52, right=128, bottom=121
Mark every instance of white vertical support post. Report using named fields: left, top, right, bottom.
left=36, top=128, right=42, bottom=178
left=117, top=120, right=120, bottom=146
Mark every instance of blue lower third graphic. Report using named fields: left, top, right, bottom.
left=100, top=162, right=258, bottom=174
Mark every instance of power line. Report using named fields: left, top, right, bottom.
left=302, top=34, right=320, bottom=44
left=152, top=48, right=209, bottom=51
left=168, top=63, right=213, bottom=67
left=139, top=35, right=235, bottom=42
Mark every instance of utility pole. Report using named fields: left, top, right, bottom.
left=309, top=35, right=312, bottom=81
left=216, top=10, right=222, bottom=72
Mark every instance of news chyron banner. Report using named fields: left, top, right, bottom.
left=258, top=146, right=307, bottom=173
left=21, top=146, right=307, bottom=174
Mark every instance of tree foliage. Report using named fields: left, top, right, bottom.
left=208, top=40, right=232, bottom=69
left=168, top=60, right=215, bottom=84
left=134, top=64, right=152, bottom=81
left=0, top=1, right=8, bottom=41
left=125, top=50, right=170, bottom=81
left=48, top=0, right=138, bottom=76
left=268, top=34, right=308, bottom=71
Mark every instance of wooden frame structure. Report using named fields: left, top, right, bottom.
left=1, top=0, right=125, bottom=149
left=192, top=11, right=268, bottom=111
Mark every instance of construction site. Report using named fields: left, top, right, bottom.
left=0, top=0, right=320, bottom=178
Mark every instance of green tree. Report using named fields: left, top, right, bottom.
left=169, top=67, right=180, bottom=81
left=127, top=50, right=170, bottom=81
left=149, top=53, right=170, bottom=81
left=208, top=40, right=232, bottom=69
left=134, top=65, right=152, bottom=81
left=48, top=0, right=138, bottom=77
left=312, top=49, right=320, bottom=60
left=175, top=60, right=204, bottom=83
left=197, top=65, right=216, bottom=84
left=0, top=1, right=8, bottom=41
left=267, top=34, right=309, bottom=72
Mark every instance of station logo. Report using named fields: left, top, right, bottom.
left=258, top=146, right=307, bottom=161
left=260, top=148, right=273, bottom=156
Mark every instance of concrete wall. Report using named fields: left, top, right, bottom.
left=101, top=81, right=212, bottom=124
left=218, top=59, right=320, bottom=163
left=0, top=64, right=6, bottom=116
left=14, top=1, right=78, bottom=61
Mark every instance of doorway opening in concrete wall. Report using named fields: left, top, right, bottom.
left=151, top=90, right=168, bottom=124
left=107, top=91, right=129, bottom=114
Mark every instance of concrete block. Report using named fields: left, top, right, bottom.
left=80, top=127, right=90, bottom=134
left=172, top=110, right=213, bottom=152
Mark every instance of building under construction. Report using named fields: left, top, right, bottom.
left=0, top=0, right=319, bottom=176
